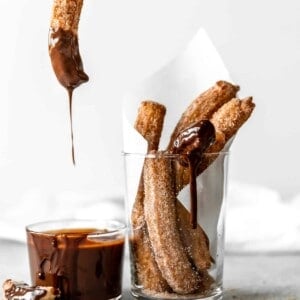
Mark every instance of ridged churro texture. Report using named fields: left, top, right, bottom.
left=175, top=96, right=255, bottom=191
left=50, top=0, right=84, bottom=32
left=130, top=227, right=170, bottom=292
left=143, top=154, right=200, bottom=294
left=168, top=81, right=239, bottom=149
left=131, top=101, right=170, bottom=292
left=211, top=97, right=255, bottom=141
left=134, top=101, right=166, bottom=152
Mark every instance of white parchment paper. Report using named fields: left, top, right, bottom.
left=122, top=27, right=232, bottom=153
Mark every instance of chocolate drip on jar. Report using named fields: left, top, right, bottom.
left=49, top=28, right=89, bottom=165
left=27, top=228, right=125, bottom=300
left=172, top=120, right=215, bottom=229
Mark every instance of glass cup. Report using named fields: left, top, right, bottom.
left=26, top=219, right=126, bottom=300
left=123, top=152, right=229, bottom=300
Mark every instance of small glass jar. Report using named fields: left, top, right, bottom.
left=26, top=219, right=126, bottom=300
left=123, top=152, right=229, bottom=300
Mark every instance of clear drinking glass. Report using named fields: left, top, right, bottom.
left=123, top=152, right=229, bottom=300
left=26, top=219, right=126, bottom=300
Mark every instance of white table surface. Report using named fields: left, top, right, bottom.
left=1, top=239, right=299, bottom=300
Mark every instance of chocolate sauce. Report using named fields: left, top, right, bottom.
left=67, top=89, right=75, bottom=165
left=172, top=120, right=215, bottom=229
left=3, top=280, right=52, bottom=300
left=49, top=28, right=89, bottom=164
left=27, top=228, right=124, bottom=300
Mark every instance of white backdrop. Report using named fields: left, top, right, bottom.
left=0, top=0, right=299, bottom=243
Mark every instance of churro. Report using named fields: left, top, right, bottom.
left=173, top=97, right=255, bottom=192
left=49, top=0, right=88, bottom=89
left=143, top=153, right=200, bottom=294
left=176, top=200, right=212, bottom=270
left=211, top=97, right=255, bottom=141
left=131, top=101, right=170, bottom=292
left=171, top=120, right=216, bottom=228
left=131, top=102, right=216, bottom=292
left=141, top=122, right=216, bottom=293
left=168, top=81, right=239, bottom=149
left=134, top=101, right=166, bottom=152
left=48, top=0, right=88, bottom=164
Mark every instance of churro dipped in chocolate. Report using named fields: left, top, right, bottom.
left=170, top=120, right=216, bottom=228
left=49, top=0, right=88, bottom=164
left=49, top=0, right=88, bottom=90
left=174, top=97, right=256, bottom=192
left=168, top=81, right=239, bottom=149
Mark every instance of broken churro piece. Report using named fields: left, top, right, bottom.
left=2, top=279, right=60, bottom=300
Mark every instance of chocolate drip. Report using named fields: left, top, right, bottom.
left=172, top=120, right=216, bottom=228
left=68, top=89, right=75, bottom=165
left=49, top=28, right=89, bottom=164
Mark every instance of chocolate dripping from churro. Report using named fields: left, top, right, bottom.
left=172, top=120, right=216, bottom=229
left=49, top=28, right=89, bottom=165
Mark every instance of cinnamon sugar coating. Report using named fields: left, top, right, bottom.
left=143, top=154, right=200, bottom=294
left=168, top=81, right=239, bottom=149
left=50, top=0, right=84, bottom=32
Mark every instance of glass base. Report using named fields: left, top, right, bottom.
left=131, top=287, right=223, bottom=300
left=109, top=295, right=122, bottom=300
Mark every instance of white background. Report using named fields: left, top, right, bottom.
left=0, top=0, right=299, bottom=228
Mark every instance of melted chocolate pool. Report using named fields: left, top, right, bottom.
left=27, top=228, right=124, bottom=300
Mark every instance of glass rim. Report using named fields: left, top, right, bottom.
left=122, top=151, right=229, bottom=158
left=26, top=218, right=126, bottom=237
